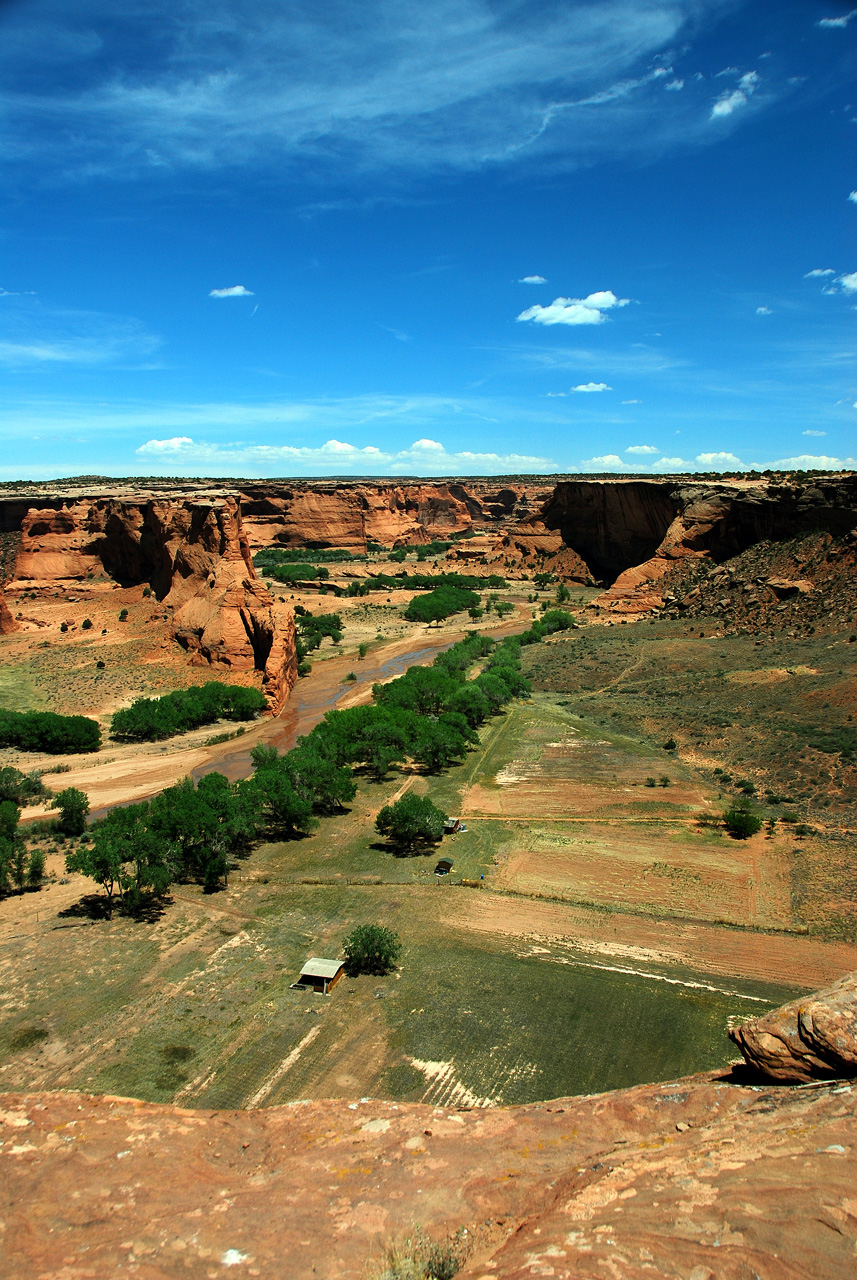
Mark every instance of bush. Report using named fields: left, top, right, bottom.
left=81, top=618, right=93, bottom=630
left=118, top=608, right=128, bottom=621
left=342, top=924, right=402, bottom=976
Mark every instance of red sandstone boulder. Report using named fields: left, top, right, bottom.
left=729, top=969, right=857, bottom=1082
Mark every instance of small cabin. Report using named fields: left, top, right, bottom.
left=434, top=857, right=454, bottom=876
left=443, top=818, right=461, bottom=835
left=291, top=957, right=345, bottom=994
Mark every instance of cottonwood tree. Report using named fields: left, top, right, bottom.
left=375, top=793, right=448, bottom=852
left=342, top=924, right=402, bottom=976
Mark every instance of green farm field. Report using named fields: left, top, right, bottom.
left=5, top=659, right=857, bottom=1112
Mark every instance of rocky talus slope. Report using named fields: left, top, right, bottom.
left=10, top=495, right=296, bottom=711
left=2, top=975, right=856, bottom=1280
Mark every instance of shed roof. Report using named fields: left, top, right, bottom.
left=300, top=958, right=344, bottom=979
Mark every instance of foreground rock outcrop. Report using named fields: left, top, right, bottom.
left=2, top=1071, right=855, bottom=1280
left=729, top=970, right=857, bottom=1083
left=11, top=495, right=296, bottom=711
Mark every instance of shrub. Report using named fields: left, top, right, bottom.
left=118, top=608, right=128, bottom=621
left=342, top=924, right=402, bottom=976
left=663, top=737, right=677, bottom=751
left=81, top=618, right=93, bottom=630
left=645, top=777, right=657, bottom=787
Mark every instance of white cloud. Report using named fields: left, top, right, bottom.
left=519, top=275, right=546, bottom=284
left=656, top=456, right=688, bottom=468
left=209, top=285, right=254, bottom=298
left=581, top=454, right=625, bottom=468
left=818, top=9, right=857, bottom=27
left=621, top=399, right=641, bottom=404
left=571, top=381, right=612, bottom=392
left=625, top=444, right=659, bottom=454
left=805, top=268, right=836, bottom=277
left=839, top=272, right=857, bottom=292
left=139, top=436, right=194, bottom=452
left=664, top=79, right=684, bottom=91
left=517, top=290, right=630, bottom=327
left=771, top=454, right=855, bottom=468
left=135, top=432, right=554, bottom=476
left=696, top=451, right=743, bottom=466
left=710, top=70, right=759, bottom=120
left=849, top=191, right=857, bottom=203
left=803, top=429, right=826, bottom=436
left=755, top=305, right=772, bottom=315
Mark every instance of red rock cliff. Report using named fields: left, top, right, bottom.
left=13, top=496, right=296, bottom=712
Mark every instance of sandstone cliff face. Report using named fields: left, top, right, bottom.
left=239, top=482, right=481, bottom=550
left=525, top=475, right=857, bottom=611
left=13, top=497, right=295, bottom=712
left=0, top=587, right=18, bottom=634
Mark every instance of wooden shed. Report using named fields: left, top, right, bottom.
left=434, top=857, right=454, bottom=876
left=291, top=957, right=345, bottom=994
left=444, top=818, right=461, bottom=835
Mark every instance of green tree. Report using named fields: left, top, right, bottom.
left=723, top=802, right=763, bottom=839
left=53, top=787, right=90, bottom=836
left=342, top=924, right=402, bottom=976
left=375, top=792, right=448, bottom=851
left=554, top=582, right=571, bottom=604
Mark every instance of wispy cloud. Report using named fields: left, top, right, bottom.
left=209, top=285, right=254, bottom=298
left=625, top=444, right=658, bottom=454
left=517, top=290, right=630, bottom=327
left=0, top=298, right=161, bottom=367
left=805, top=268, right=836, bottom=277
left=0, top=0, right=759, bottom=182
left=803, top=429, right=826, bottom=436
left=755, top=305, right=772, bottom=315
left=849, top=191, right=857, bottom=203
left=818, top=9, right=857, bottom=28
left=839, top=272, right=857, bottom=292
left=519, top=275, right=546, bottom=284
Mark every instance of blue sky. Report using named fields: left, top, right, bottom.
left=1, top=0, right=855, bottom=479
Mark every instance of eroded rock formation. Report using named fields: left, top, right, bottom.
left=11, top=496, right=296, bottom=712
left=729, top=969, right=857, bottom=1083
left=0, top=587, right=18, bottom=635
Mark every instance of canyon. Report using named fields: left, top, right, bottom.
left=1, top=471, right=856, bottom=1280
